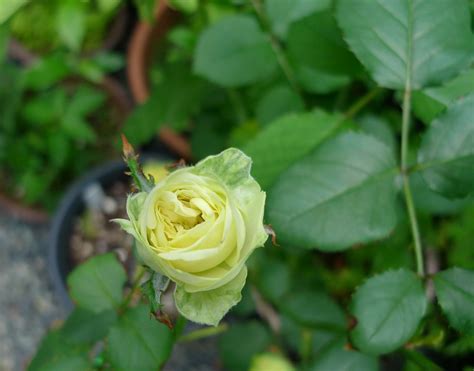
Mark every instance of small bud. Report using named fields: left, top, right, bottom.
left=121, top=134, right=136, bottom=160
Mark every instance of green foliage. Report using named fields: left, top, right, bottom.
left=350, top=269, right=427, bottom=355
left=412, top=68, right=474, bottom=124
left=282, top=290, right=346, bottom=331
left=243, top=110, right=345, bottom=189
left=194, top=15, right=278, bottom=87
left=434, top=268, right=474, bottom=335
left=124, top=64, right=205, bottom=146
left=68, top=253, right=127, bottom=312
left=219, top=321, right=272, bottom=371
left=9, top=0, right=121, bottom=53
left=61, top=308, right=117, bottom=345
left=418, top=94, right=474, bottom=198
left=265, top=0, right=331, bottom=39
left=108, top=305, right=174, bottom=371
left=256, top=84, right=304, bottom=126
left=28, top=329, right=90, bottom=371
left=0, top=49, right=122, bottom=208
left=268, top=131, right=398, bottom=250
left=309, top=347, right=378, bottom=371
left=336, top=0, right=474, bottom=89
left=288, top=9, right=361, bottom=86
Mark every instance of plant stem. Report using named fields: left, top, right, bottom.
left=344, top=87, right=382, bottom=119
left=177, top=323, right=228, bottom=343
left=250, top=0, right=302, bottom=97
left=120, top=268, right=146, bottom=312
left=401, top=86, right=424, bottom=277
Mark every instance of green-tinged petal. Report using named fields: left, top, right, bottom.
left=127, top=192, right=148, bottom=222
left=112, top=218, right=135, bottom=235
left=174, top=267, right=248, bottom=326
left=193, top=147, right=253, bottom=189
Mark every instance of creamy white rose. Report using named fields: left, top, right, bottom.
left=115, top=148, right=267, bottom=325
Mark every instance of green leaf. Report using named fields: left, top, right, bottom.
left=169, top=0, right=198, bottom=13
left=62, top=117, right=97, bottom=143
left=175, top=267, right=247, bottom=326
left=123, top=64, right=204, bottom=145
left=243, top=110, right=345, bottom=189
left=350, top=269, right=427, bottom=355
left=194, top=15, right=277, bottom=87
left=28, top=329, right=91, bottom=371
left=0, top=25, right=8, bottom=63
left=294, top=67, right=351, bottom=94
left=411, top=172, right=469, bottom=215
left=0, top=0, right=28, bottom=24
left=288, top=10, right=361, bottom=78
left=67, top=253, right=126, bottom=313
left=133, top=0, right=156, bottom=21
left=21, top=90, right=65, bottom=126
left=61, top=308, right=117, bottom=344
left=256, top=85, right=304, bottom=126
left=108, top=305, right=174, bottom=371
left=282, top=290, right=346, bottom=331
left=265, top=0, right=331, bottom=39
left=418, top=93, right=474, bottom=198
left=336, top=0, right=474, bottom=89
left=140, top=271, right=170, bottom=314
left=412, top=68, right=474, bottom=124
left=434, top=267, right=474, bottom=335
left=56, top=2, right=85, bottom=51
left=257, top=255, right=291, bottom=304
left=309, top=347, right=378, bottom=371
left=68, top=85, right=106, bottom=117
left=358, top=114, right=396, bottom=154
left=219, top=321, right=271, bottom=371
left=267, top=131, right=398, bottom=250
left=403, top=350, right=444, bottom=371
left=24, top=53, right=71, bottom=90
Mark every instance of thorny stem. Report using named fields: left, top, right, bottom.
left=250, top=0, right=302, bottom=98
left=177, top=323, right=228, bottom=343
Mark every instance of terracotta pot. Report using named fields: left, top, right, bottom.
left=7, top=5, right=129, bottom=65
left=127, top=0, right=192, bottom=160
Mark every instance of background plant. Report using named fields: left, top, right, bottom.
left=0, top=37, right=123, bottom=209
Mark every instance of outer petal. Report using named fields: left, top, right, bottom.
left=174, top=266, right=248, bottom=326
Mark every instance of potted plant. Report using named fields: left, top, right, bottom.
left=30, top=0, right=474, bottom=370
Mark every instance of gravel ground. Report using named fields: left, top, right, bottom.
left=0, top=211, right=64, bottom=371
left=0, top=209, right=219, bottom=371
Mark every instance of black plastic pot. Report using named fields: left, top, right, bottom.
left=49, top=154, right=170, bottom=310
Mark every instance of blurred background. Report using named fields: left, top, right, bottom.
left=1, top=0, right=474, bottom=370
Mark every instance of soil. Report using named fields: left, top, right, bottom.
left=69, top=180, right=134, bottom=273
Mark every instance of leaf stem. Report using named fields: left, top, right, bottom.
left=120, top=268, right=146, bottom=312
left=401, top=86, right=424, bottom=277
left=177, top=323, right=228, bottom=343
left=344, top=87, right=382, bottom=119
left=250, top=0, right=302, bottom=98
